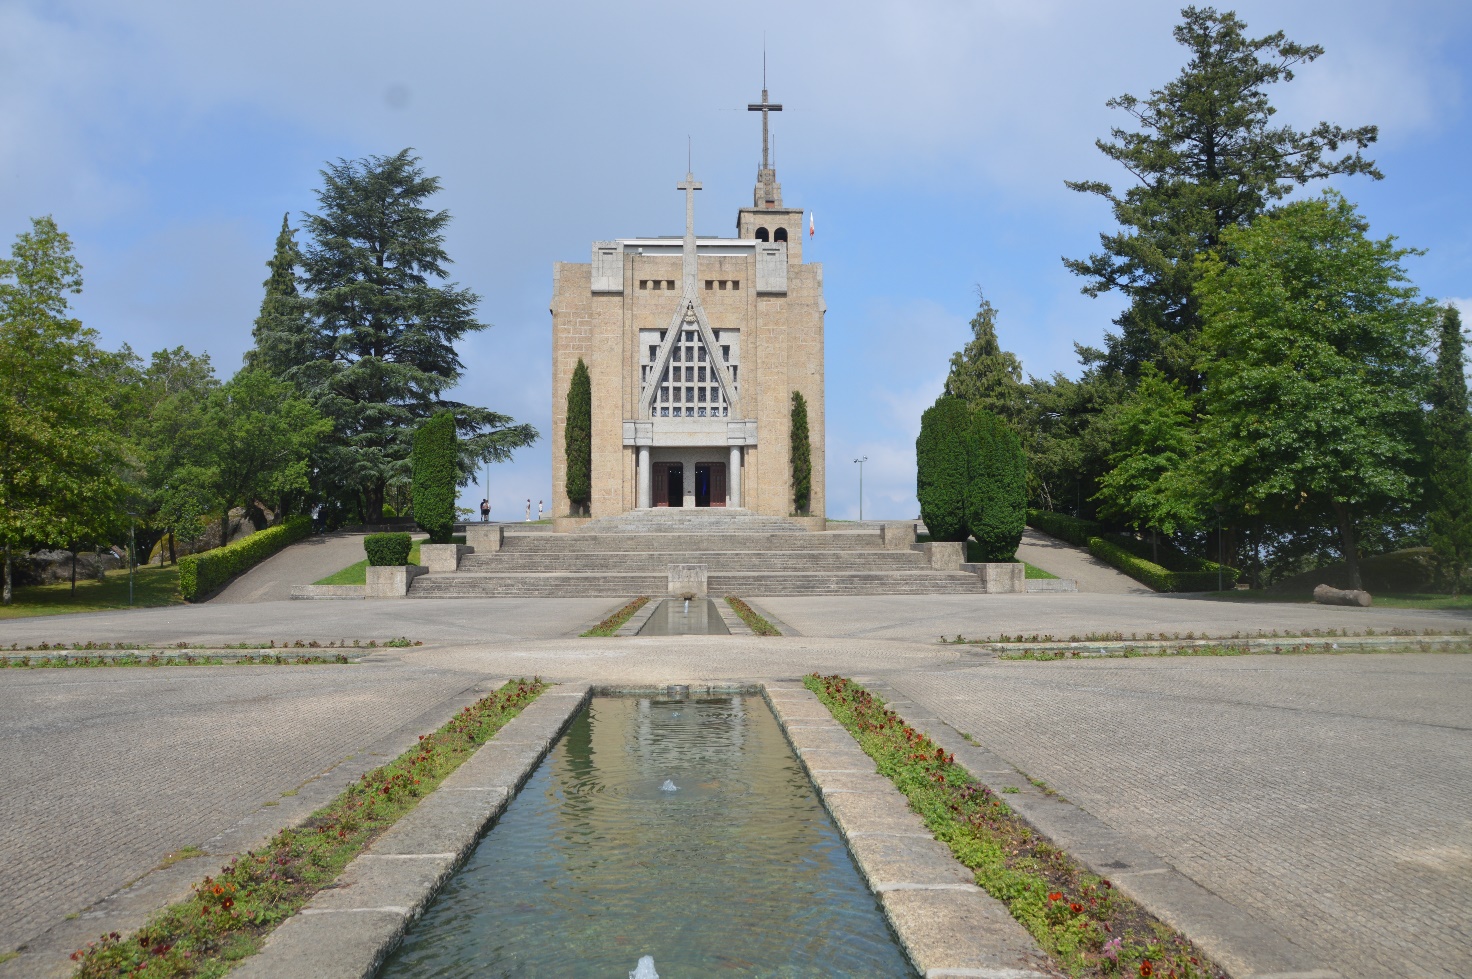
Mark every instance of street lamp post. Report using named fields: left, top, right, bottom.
left=1212, top=503, right=1225, bottom=592
left=853, top=456, right=868, bottom=522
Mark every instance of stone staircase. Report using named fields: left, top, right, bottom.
left=407, top=510, right=989, bottom=598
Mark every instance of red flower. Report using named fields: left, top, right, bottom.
left=1070, top=903, right=1083, bottom=913
left=1048, top=892, right=1063, bottom=902
left=1140, top=960, right=1154, bottom=977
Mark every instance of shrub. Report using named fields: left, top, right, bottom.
left=363, top=533, right=412, bottom=567
left=178, top=517, right=311, bottom=601
left=917, top=396, right=973, bottom=541
left=565, top=358, right=592, bottom=516
left=1026, top=510, right=1103, bottom=548
left=412, top=412, right=457, bottom=544
left=791, top=390, right=812, bottom=515
left=968, top=411, right=1026, bottom=561
left=1088, top=536, right=1238, bottom=592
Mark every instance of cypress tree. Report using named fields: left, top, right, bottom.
left=1428, top=304, right=1472, bottom=593
left=565, top=358, right=591, bottom=516
left=791, top=390, right=812, bottom=515
left=411, top=411, right=457, bottom=544
left=916, top=396, right=972, bottom=542
left=968, top=410, right=1027, bottom=562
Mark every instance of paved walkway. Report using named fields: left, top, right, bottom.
left=2, top=595, right=1469, bottom=978
left=1016, top=527, right=1154, bottom=593
left=211, top=532, right=369, bottom=603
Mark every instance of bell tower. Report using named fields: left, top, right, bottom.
left=736, top=76, right=804, bottom=261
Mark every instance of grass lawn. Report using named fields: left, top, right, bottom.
left=0, top=565, right=184, bottom=619
left=1195, top=590, right=1472, bottom=611
left=1022, top=562, right=1058, bottom=580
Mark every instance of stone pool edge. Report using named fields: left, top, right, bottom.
left=762, top=681, right=1059, bottom=979
left=230, top=682, right=593, bottom=979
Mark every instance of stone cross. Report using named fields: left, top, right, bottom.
left=678, top=172, right=701, bottom=294
left=747, top=88, right=783, bottom=171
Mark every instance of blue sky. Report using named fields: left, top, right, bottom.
left=5, top=1, right=1469, bottom=519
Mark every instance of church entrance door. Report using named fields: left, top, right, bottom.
left=653, top=463, right=684, bottom=507
left=694, top=463, right=727, bottom=508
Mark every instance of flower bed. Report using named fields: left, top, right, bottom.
left=580, top=596, right=650, bottom=637
left=725, top=596, right=780, bottom=635
left=69, top=678, right=547, bottom=979
left=805, top=674, right=1224, bottom=979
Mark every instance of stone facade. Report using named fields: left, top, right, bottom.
left=550, top=97, right=824, bottom=520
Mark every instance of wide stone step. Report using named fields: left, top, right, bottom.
left=460, top=551, right=927, bottom=572
left=407, top=570, right=984, bottom=598
left=501, top=533, right=882, bottom=553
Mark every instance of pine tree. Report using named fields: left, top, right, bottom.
left=943, top=292, right=1025, bottom=424
left=1427, top=305, right=1472, bottom=593
left=916, top=396, right=972, bottom=542
left=1066, top=6, right=1380, bottom=388
left=412, top=411, right=458, bottom=544
left=294, top=150, right=536, bottom=521
left=565, top=359, right=592, bottom=516
left=244, top=214, right=308, bottom=377
left=791, top=391, right=812, bottom=515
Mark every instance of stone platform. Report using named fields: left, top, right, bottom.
left=410, top=509, right=995, bottom=597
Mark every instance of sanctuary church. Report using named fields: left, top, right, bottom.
left=549, top=86, right=825, bottom=520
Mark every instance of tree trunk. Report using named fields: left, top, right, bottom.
left=364, top=480, right=385, bottom=525
left=1150, top=528, right=1159, bottom=564
left=168, top=532, right=176, bottom=566
left=220, top=509, right=231, bottom=551
left=1331, top=500, right=1363, bottom=590
left=3, top=544, right=11, bottom=605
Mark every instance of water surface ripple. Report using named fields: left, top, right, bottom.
left=380, top=695, right=914, bottom=978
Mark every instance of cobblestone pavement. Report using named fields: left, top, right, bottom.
left=0, top=661, right=495, bottom=961
left=754, top=592, right=1472, bottom=641
left=883, top=653, right=1472, bottom=979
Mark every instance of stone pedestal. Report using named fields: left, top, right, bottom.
left=880, top=522, right=916, bottom=549
left=916, top=541, right=965, bottom=571
left=365, top=564, right=425, bottom=599
left=668, top=563, right=708, bottom=599
left=418, top=544, right=464, bottom=573
left=465, top=525, right=504, bottom=552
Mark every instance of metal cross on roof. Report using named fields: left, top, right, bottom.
left=747, top=87, right=782, bottom=171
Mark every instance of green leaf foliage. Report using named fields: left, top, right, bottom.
left=967, top=411, right=1027, bottom=562
left=1194, top=192, right=1436, bottom=590
left=244, top=213, right=309, bottom=378
left=178, top=516, right=311, bottom=601
left=412, top=412, right=457, bottom=544
left=791, top=390, right=812, bottom=515
left=1087, top=535, right=1238, bottom=592
left=0, top=217, right=125, bottom=603
left=1427, top=304, right=1472, bottom=592
left=1065, top=6, right=1380, bottom=387
left=565, top=358, right=591, bottom=514
left=916, top=396, right=972, bottom=541
left=363, top=532, right=412, bottom=567
left=1026, top=510, right=1104, bottom=548
left=1093, top=365, right=1203, bottom=539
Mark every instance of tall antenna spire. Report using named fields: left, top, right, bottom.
left=747, top=67, right=783, bottom=173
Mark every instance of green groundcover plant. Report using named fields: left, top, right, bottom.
left=580, top=596, right=649, bottom=637
left=69, top=678, right=546, bottom=979
left=805, top=674, right=1224, bottom=979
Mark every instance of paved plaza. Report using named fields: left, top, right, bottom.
left=1, top=593, right=1468, bottom=978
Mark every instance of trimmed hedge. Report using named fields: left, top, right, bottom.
left=364, top=533, right=412, bottom=567
left=412, top=412, right=458, bottom=544
left=917, top=396, right=973, bottom=542
left=1088, top=536, right=1239, bottom=592
left=179, top=516, right=311, bottom=602
left=1026, top=510, right=1103, bottom=548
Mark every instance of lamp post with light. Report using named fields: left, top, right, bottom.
left=853, top=456, right=868, bottom=522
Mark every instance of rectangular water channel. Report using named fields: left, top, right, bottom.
left=380, top=694, right=915, bottom=978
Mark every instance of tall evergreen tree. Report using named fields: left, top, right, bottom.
left=791, top=391, right=812, bottom=515
left=967, top=410, right=1027, bottom=562
left=244, top=213, right=309, bottom=377
left=294, top=150, right=536, bottom=521
left=565, top=359, right=591, bottom=516
left=1065, top=6, right=1380, bottom=388
left=1427, top=305, right=1472, bottom=593
left=916, top=396, right=972, bottom=542
left=412, top=411, right=458, bottom=543
left=943, top=292, right=1025, bottom=424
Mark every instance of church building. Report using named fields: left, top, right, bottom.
left=549, top=86, right=825, bottom=519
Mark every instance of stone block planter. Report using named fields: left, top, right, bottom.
left=880, top=522, right=917, bottom=549
left=365, top=564, right=426, bottom=599
left=961, top=562, right=1026, bottom=593
left=418, top=543, right=465, bottom=573
left=464, top=524, right=504, bottom=552
left=914, top=541, right=965, bottom=571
